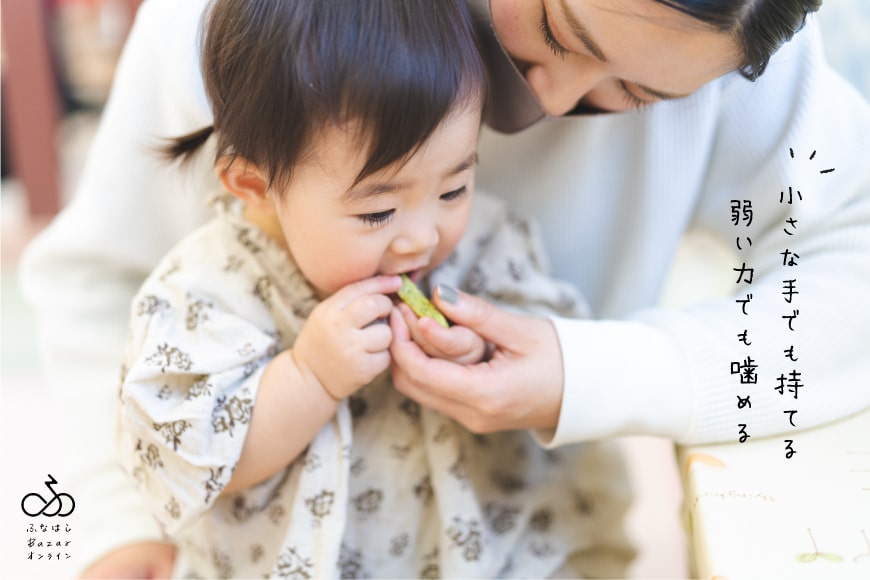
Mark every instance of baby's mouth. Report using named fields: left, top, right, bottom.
left=395, top=267, right=428, bottom=285
left=388, top=268, right=429, bottom=307
left=406, top=269, right=423, bottom=285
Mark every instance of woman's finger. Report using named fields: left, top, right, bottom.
left=390, top=311, right=564, bottom=432
left=392, top=362, right=458, bottom=411
left=389, top=311, right=472, bottom=390
left=390, top=356, right=482, bottom=427
left=397, top=303, right=478, bottom=361
left=432, top=285, right=528, bottom=351
left=397, top=302, right=427, bottom=346
left=416, top=317, right=482, bottom=361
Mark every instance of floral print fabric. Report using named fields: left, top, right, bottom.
left=118, top=192, right=634, bottom=578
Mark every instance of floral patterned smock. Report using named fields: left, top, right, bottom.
left=118, top=192, right=635, bottom=578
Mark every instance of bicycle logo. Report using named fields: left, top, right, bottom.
left=21, top=474, right=76, bottom=517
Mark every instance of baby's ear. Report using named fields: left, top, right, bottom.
left=216, top=156, right=274, bottom=212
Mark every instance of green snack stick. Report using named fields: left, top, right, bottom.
left=397, top=274, right=449, bottom=328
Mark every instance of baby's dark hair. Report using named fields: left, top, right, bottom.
left=654, top=0, right=822, bottom=80
left=164, top=0, right=487, bottom=191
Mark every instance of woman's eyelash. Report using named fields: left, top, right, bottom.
left=540, top=11, right=568, bottom=59
left=618, top=81, right=653, bottom=110
left=359, top=209, right=394, bottom=227
left=440, top=186, right=468, bottom=201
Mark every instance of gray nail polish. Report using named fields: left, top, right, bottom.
left=436, top=284, right=458, bottom=304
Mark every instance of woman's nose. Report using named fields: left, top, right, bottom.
left=525, top=56, right=606, bottom=116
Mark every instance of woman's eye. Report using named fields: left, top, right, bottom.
left=618, top=81, right=655, bottom=110
left=540, top=10, right=568, bottom=59
left=358, top=209, right=394, bottom=227
left=440, top=186, right=468, bottom=202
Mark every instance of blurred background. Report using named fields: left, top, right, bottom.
left=1, top=1, right=869, bottom=578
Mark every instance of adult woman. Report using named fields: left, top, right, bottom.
left=20, top=0, right=869, bottom=576
left=394, top=0, right=870, bottom=447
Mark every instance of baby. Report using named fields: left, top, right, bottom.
left=117, top=0, right=633, bottom=577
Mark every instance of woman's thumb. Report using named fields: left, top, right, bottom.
left=432, top=284, right=522, bottom=347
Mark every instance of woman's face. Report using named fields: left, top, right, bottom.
left=491, top=0, right=742, bottom=115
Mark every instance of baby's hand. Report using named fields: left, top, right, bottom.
left=293, top=276, right=401, bottom=400
left=393, top=301, right=487, bottom=365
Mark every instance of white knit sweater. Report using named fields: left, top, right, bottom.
left=19, top=0, right=870, bottom=570
left=481, top=24, right=870, bottom=448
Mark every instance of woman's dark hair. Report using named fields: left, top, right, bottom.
left=654, top=0, right=822, bottom=80
left=165, top=0, right=487, bottom=191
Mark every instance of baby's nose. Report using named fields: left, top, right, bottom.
left=391, top=222, right=439, bottom=256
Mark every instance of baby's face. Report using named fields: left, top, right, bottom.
left=272, top=104, right=480, bottom=298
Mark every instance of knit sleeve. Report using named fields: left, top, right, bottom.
left=550, top=21, right=870, bottom=446
left=17, top=0, right=215, bottom=567
left=652, top=21, right=870, bottom=444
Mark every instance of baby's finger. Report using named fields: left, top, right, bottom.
left=345, top=293, right=395, bottom=328
left=332, top=275, right=402, bottom=309
left=362, top=350, right=392, bottom=382
left=361, top=319, right=392, bottom=353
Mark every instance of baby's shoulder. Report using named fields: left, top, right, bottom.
left=134, top=217, right=273, bottom=307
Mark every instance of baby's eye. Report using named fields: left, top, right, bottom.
left=358, top=209, right=394, bottom=227
left=440, top=186, right=468, bottom=202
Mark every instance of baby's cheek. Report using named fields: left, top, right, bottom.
left=435, top=223, right=468, bottom=266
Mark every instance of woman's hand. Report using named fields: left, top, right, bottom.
left=390, top=285, right=564, bottom=433
left=394, top=301, right=487, bottom=364
left=79, top=541, right=176, bottom=579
